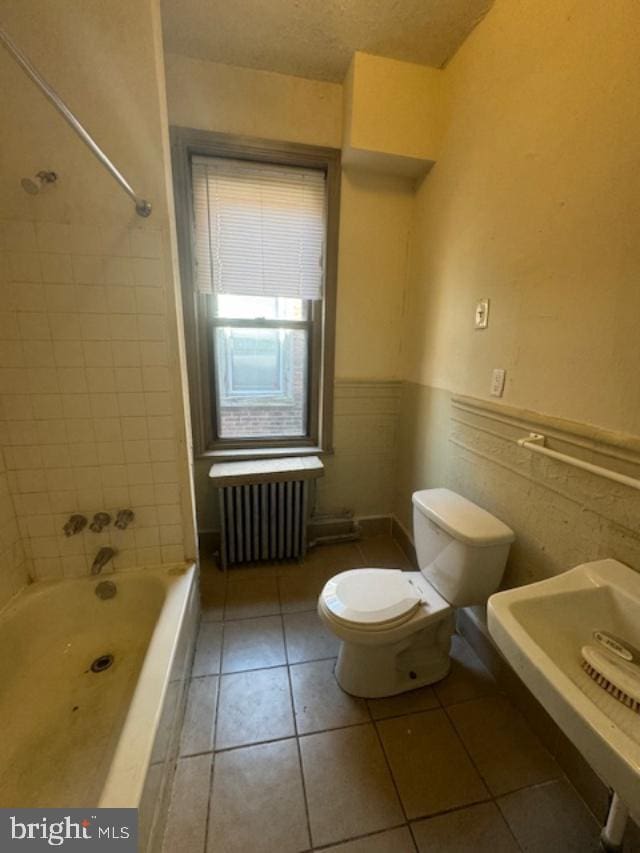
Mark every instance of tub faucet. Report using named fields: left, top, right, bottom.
left=63, top=514, right=87, bottom=537
left=91, top=546, right=116, bottom=575
left=115, top=509, right=135, bottom=530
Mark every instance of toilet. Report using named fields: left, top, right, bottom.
left=318, top=488, right=515, bottom=698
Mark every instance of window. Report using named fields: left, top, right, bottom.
left=212, top=294, right=309, bottom=439
left=171, top=129, right=340, bottom=456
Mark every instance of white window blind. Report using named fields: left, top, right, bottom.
left=191, top=156, right=326, bottom=300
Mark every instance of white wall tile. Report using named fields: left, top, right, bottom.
left=0, top=212, right=189, bottom=592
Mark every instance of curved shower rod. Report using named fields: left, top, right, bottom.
left=0, top=25, right=152, bottom=217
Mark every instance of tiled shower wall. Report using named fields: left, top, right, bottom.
left=0, top=448, right=25, bottom=605
left=0, top=216, right=188, bottom=604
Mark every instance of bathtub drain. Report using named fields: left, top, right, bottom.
left=90, top=654, right=114, bottom=673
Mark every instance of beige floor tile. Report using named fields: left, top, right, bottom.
left=377, top=709, right=488, bottom=819
left=224, top=576, right=280, bottom=620
left=367, top=685, right=439, bottom=721
left=162, top=753, right=212, bottom=853
left=278, top=571, right=327, bottom=613
left=412, top=801, right=519, bottom=852
left=208, top=739, right=309, bottom=853
left=192, top=622, right=223, bottom=677
left=448, top=696, right=560, bottom=796
left=322, top=826, right=416, bottom=852
left=180, top=675, right=218, bottom=756
left=358, top=535, right=412, bottom=569
left=299, top=724, right=404, bottom=847
left=498, top=779, right=600, bottom=852
left=298, top=542, right=365, bottom=574
left=224, top=562, right=281, bottom=579
left=290, top=658, right=370, bottom=734
left=284, top=610, right=340, bottom=663
left=215, top=666, right=294, bottom=749
left=199, top=559, right=225, bottom=582
left=200, top=580, right=226, bottom=622
left=433, top=635, right=498, bottom=707
left=221, top=615, right=286, bottom=673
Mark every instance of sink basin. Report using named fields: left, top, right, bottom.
left=488, top=558, right=640, bottom=817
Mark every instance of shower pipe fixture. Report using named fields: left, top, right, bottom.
left=0, top=25, right=152, bottom=218
left=517, top=433, right=640, bottom=492
left=21, top=170, right=57, bottom=194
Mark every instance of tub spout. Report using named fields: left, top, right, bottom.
left=91, top=546, right=116, bottom=575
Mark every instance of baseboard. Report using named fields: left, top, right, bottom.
left=199, top=515, right=396, bottom=559
left=391, top=516, right=418, bottom=568
left=198, top=530, right=220, bottom=562
left=357, top=515, right=392, bottom=538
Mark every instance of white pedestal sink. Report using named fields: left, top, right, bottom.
left=488, top=558, right=640, bottom=827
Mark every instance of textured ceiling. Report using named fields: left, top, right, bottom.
left=161, top=0, right=493, bottom=82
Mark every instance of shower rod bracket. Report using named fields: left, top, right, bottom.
left=0, top=25, right=152, bottom=218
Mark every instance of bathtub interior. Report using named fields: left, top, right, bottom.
left=0, top=564, right=197, bottom=823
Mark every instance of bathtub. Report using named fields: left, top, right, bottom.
left=0, top=562, right=198, bottom=850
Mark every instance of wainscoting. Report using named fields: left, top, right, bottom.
left=395, top=383, right=640, bottom=590
left=194, top=379, right=402, bottom=541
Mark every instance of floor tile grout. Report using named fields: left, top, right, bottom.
left=184, top=541, right=603, bottom=853
left=285, top=655, right=314, bottom=850
left=310, top=821, right=412, bottom=852
left=202, top=626, right=224, bottom=853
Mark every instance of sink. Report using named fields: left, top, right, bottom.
left=488, top=558, right=640, bottom=818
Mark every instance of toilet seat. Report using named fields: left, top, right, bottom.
left=322, top=569, right=423, bottom=629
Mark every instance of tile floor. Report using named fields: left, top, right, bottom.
left=162, top=536, right=626, bottom=853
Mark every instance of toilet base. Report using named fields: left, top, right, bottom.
left=334, top=611, right=455, bottom=698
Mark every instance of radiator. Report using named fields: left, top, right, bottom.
left=219, top=480, right=311, bottom=568
left=210, top=456, right=324, bottom=569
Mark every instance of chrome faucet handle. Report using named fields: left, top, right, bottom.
left=89, top=512, right=111, bottom=532
left=115, top=509, right=135, bottom=530
left=91, top=546, right=116, bottom=575
left=63, top=514, right=87, bottom=537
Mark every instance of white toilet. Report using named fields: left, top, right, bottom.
left=318, top=488, right=515, bottom=698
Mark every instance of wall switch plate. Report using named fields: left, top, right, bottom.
left=490, top=368, right=506, bottom=397
left=475, top=299, right=490, bottom=329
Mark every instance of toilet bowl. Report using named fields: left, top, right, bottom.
left=318, top=488, right=515, bottom=698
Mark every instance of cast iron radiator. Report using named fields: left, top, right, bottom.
left=209, top=457, right=324, bottom=569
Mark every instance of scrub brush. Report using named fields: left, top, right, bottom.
left=581, top=631, right=640, bottom=713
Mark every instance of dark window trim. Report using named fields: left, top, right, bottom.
left=170, top=126, right=340, bottom=458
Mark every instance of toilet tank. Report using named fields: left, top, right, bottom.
left=412, top=489, right=515, bottom=607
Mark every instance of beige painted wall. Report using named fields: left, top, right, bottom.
left=404, top=0, right=640, bottom=436
left=164, top=55, right=414, bottom=530
left=165, top=53, right=342, bottom=149
left=344, top=52, right=444, bottom=163
left=397, top=0, right=640, bottom=583
left=336, top=170, right=413, bottom=380
left=0, top=0, right=196, bottom=604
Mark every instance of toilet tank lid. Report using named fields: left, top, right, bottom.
left=412, top=488, right=515, bottom=547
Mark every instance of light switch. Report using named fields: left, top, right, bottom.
left=490, top=368, right=506, bottom=397
left=475, top=299, right=489, bottom=329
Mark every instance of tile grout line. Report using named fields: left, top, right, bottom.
left=439, top=699, right=524, bottom=851
left=202, top=613, right=225, bottom=853
left=280, top=573, right=315, bottom=853
left=369, top=717, right=416, bottom=849
left=310, top=821, right=412, bottom=852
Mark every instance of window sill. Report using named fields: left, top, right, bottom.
left=198, top=445, right=333, bottom=462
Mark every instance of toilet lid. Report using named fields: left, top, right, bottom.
left=322, top=569, right=422, bottom=627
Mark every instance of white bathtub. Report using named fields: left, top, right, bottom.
left=0, top=562, right=197, bottom=849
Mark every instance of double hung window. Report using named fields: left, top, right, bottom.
left=171, top=130, right=340, bottom=456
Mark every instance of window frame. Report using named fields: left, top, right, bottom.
left=170, top=127, right=340, bottom=458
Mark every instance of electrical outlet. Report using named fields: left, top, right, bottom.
left=490, top=368, right=506, bottom=397
left=475, top=299, right=489, bottom=329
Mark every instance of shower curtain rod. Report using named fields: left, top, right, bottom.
left=0, top=25, right=152, bottom=217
